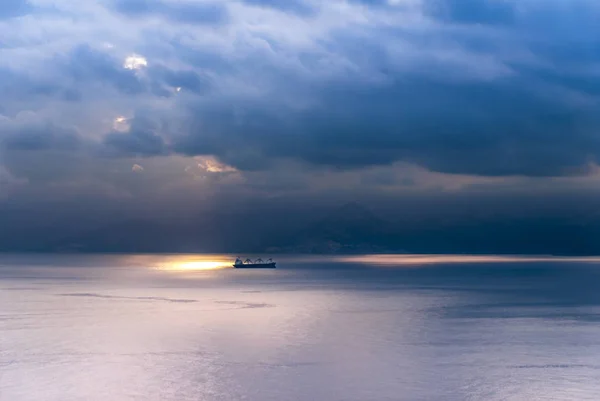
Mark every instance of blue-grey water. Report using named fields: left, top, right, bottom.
left=2, top=254, right=600, bottom=400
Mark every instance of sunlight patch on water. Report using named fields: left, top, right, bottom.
left=335, top=254, right=600, bottom=266
left=115, top=254, right=233, bottom=272
left=168, top=261, right=231, bottom=271
left=158, top=257, right=232, bottom=272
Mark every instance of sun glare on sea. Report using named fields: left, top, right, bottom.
left=171, top=261, right=230, bottom=271
left=120, top=254, right=233, bottom=272
left=155, top=255, right=233, bottom=272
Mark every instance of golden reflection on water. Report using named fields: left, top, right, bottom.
left=84, top=253, right=600, bottom=273
left=158, top=255, right=233, bottom=271
left=165, top=260, right=231, bottom=271
left=116, top=254, right=233, bottom=271
left=335, top=254, right=600, bottom=265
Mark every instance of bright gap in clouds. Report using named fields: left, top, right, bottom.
left=113, top=116, right=130, bottom=132
left=123, top=54, right=147, bottom=70
left=197, top=156, right=237, bottom=173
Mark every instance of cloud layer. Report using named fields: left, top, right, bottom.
left=1, top=0, right=600, bottom=217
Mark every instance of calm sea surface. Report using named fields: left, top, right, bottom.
left=2, top=254, right=600, bottom=400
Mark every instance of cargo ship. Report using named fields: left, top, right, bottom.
left=233, top=257, right=276, bottom=268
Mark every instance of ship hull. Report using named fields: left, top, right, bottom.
left=233, top=263, right=276, bottom=269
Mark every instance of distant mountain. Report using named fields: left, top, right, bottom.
left=266, top=202, right=403, bottom=254
left=6, top=200, right=600, bottom=255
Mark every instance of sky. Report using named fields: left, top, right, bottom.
left=1, top=0, right=600, bottom=252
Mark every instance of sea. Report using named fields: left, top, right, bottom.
left=2, top=253, right=600, bottom=401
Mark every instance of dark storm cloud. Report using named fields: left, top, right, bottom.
left=0, top=67, right=81, bottom=104
left=0, top=68, right=58, bottom=99
left=104, top=129, right=167, bottom=156
left=167, top=74, right=600, bottom=177
left=103, top=129, right=167, bottom=156
left=346, top=0, right=401, bottom=8
left=10, top=44, right=212, bottom=103
left=112, top=0, right=228, bottom=24
left=102, top=113, right=168, bottom=156
left=423, top=0, right=516, bottom=25
left=1, top=123, right=81, bottom=152
left=2, top=0, right=600, bottom=206
left=141, top=0, right=597, bottom=178
left=0, top=0, right=33, bottom=20
left=240, top=0, right=314, bottom=16
left=65, top=45, right=146, bottom=95
left=146, top=65, right=211, bottom=95
left=6, top=0, right=599, bottom=181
